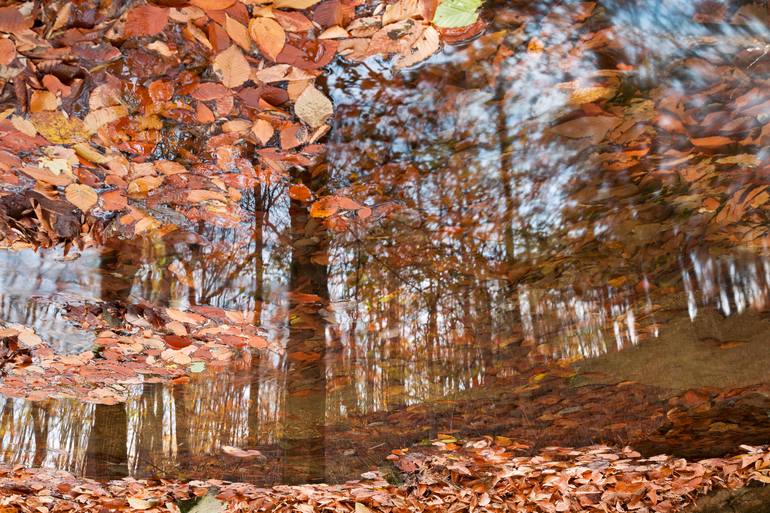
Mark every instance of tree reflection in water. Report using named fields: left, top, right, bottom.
left=2, top=0, right=770, bottom=486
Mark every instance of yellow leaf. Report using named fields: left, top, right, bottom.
left=30, top=111, right=87, bottom=144
left=249, top=16, right=286, bottom=61
left=65, top=183, right=98, bottom=212
left=212, top=45, right=251, bottom=88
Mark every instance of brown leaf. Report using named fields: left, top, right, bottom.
left=0, top=6, right=33, bottom=34
left=65, top=183, right=98, bottom=212
left=551, top=115, right=621, bottom=144
left=249, top=17, right=286, bottom=61
left=212, top=45, right=251, bottom=88
left=295, top=84, right=333, bottom=128
left=124, top=5, right=169, bottom=37
left=0, top=37, right=15, bottom=65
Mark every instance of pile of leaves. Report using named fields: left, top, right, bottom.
left=1, top=440, right=770, bottom=512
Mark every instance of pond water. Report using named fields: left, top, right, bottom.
left=2, top=0, right=770, bottom=486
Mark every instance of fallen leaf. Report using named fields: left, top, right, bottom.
left=0, top=38, right=17, bottom=65
left=432, top=0, right=481, bottom=28
left=396, top=25, right=440, bottom=68
left=212, top=45, right=251, bottom=88
left=30, top=111, right=88, bottom=144
left=65, top=183, right=98, bottom=212
left=189, top=0, right=236, bottom=9
left=249, top=17, right=286, bottom=61
left=124, top=5, right=169, bottom=37
left=225, top=14, right=252, bottom=51
left=295, top=84, right=333, bottom=128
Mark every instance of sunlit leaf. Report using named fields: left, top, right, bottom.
left=273, top=0, right=322, bottom=9
left=432, top=0, right=482, bottom=28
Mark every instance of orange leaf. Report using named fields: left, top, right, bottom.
left=691, top=136, right=732, bottom=148
left=124, top=5, right=169, bottom=37
left=289, top=183, right=312, bottom=201
left=249, top=17, right=286, bottom=61
left=189, top=0, right=237, bottom=9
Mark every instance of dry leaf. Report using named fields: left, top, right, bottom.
left=212, top=45, right=251, bottom=88
left=225, top=14, right=252, bottom=51
left=249, top=17, right=286, bottom=61
left=273, top=0, right=322, bottom=8
left=30, top=111, right=88, bottom=144
left=124, top=5, right=169, bottom=37
left=84, top=105, right=128, bottom=134
left=189, top=0, right=236, bottom=9
left=252, top=119, right=274, bottom=144
left=295, top=84, right=333, bottom=128
left=0, top=37, right=15, bottom=65
left=319, top=26, right=349, bottom=39
left=396, top=25, right=440, bottom=68
left=65, top=183, right=98, bottom=212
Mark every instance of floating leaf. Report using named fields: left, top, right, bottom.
left=65, top=183, right=98, bottom=212
left=396, top=25, right=440, bottom=68
left=212, top=45, right=251, bottom=88
left=249, top=17, right=286, bottom=61
left=295, top=84, right=333, bottom=128
left=432, top=0, right=482, bottom=28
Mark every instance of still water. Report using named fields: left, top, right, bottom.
left=2, top=0, right=770, bottom=486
